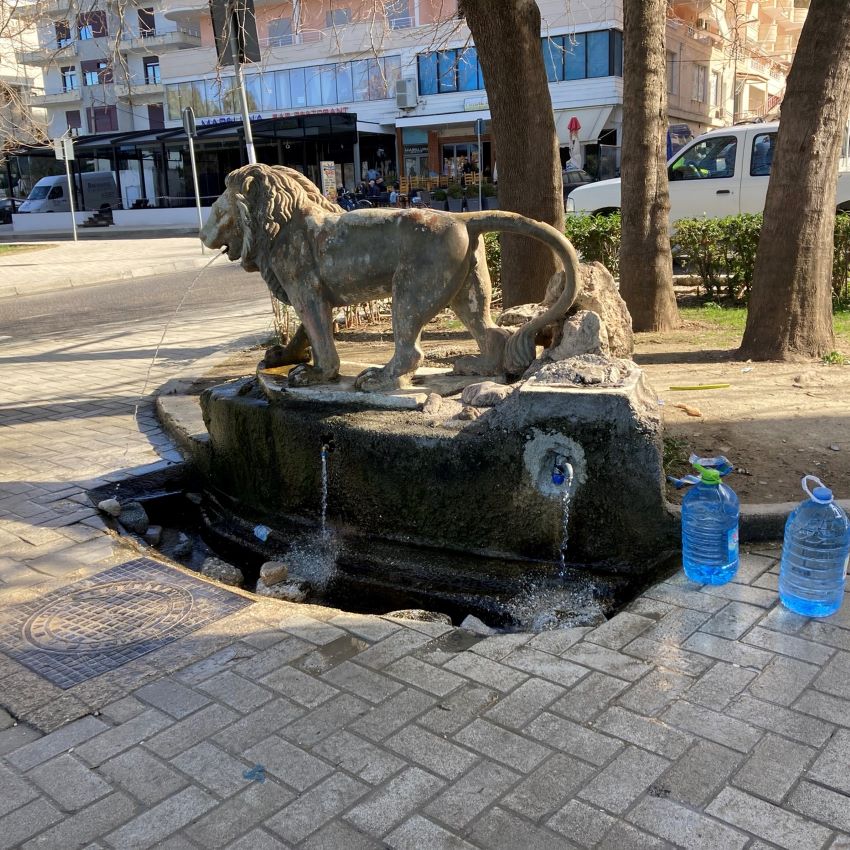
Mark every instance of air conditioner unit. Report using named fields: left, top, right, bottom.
left=395, top=77, right=418, bottom=109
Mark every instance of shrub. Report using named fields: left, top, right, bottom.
left=672, top=217, right=726, bottom=299
left=431, top=188, right=447, bottom=201
left=834, top=212, right=850, bottom=305
left=446, top=183, right=464, bottom=199
left=564, top=212, right=621, bottom=276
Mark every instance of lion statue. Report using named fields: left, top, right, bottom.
left=200, top=163, right=581, bottom=391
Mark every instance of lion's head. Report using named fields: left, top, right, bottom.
left=201, top=164, right=340, bottom=276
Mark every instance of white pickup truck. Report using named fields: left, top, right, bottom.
left=567, top=121, right=850, bottom=220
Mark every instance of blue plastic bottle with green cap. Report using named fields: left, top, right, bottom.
left=779, top=476, right=850, bottom=617
left=681, top=463, right=739, bottom=585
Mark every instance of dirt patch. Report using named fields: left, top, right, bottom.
left=186, top=312, right=850, bottom=506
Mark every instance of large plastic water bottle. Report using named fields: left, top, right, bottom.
left=681, top=464, right=739, bottom=585
left=779, top=476, right=850, bottom=617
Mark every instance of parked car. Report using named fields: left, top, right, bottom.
left=0, top=198, right=16, bottom=224
left=562, top=167, right=595, bottom=211
left=566, top=121, right=850, bottom=220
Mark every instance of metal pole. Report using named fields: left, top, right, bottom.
left=230, top=13, right=256, bottom=165
left=64, top=148, right=78, bottom=243
left=477, top=119, right=482, bottom=209
left=187, top=134, right=205, bottom=253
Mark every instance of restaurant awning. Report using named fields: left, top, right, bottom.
left=554, top=106, right=615, bottom=144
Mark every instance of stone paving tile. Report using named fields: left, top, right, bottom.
left=259, top=665, right=339, bottom=707
left=243, top=734, right=333, bottom=792
left=560, top=642, right=652, bottom=682
left=813, top=650, right=850, bottom=700
left=0, top=797, right=63, bottom=850
left=185, top=781, right=293, bottom=848
left=806, top=728, right=850, bottom=795
left=660, top=739, right=743, bottom=807
left=684, top=661, right=758, bottom=711
left=98, top=747, right=189, bottom=806
left=312, top=730, right=406, bottom=784
left=457, top=718, right=552, bottom=773
left=578, top=745, right=670, bottom=815
left=500, top=752, right=596, bottom=823
left=732, top=732, right=816, bottom=804
left=20, top=792, right=138, bottom=850
left=743, top=625, right=836, bottom=664
left=793, top=689, right=850, bottom=728
left=134, top=678, right=211, bottom=719
left=464, top=805, right=569, bottom=850
left=418, top=684, right=499, bottom=736
left=321, top=660, right=405, bottom=703
left=280, top=693, right=371, bottom=748
left=0, top=763, right=38, bottom=818
left=789, top=781, right=850, bottom=833
left=385, top=724, right=478, bottom=779
left=627, top=795, right=748, bottom=850
left=683, top=632, right=775, bottom=669
left=699, top=601, right=764, bottom=640
left=593, top=706, right=692, bottom=759
left=328, top=611, right=400, bottom=642
left=616, top=668, right=693, bottom=717
left=300, top=819, right=385, bottom=849
left=353, top=630, right=432, bottom=670
left=26, top=752, right=113, bottom=811
left=584, top=611, right=655, bottom=650
left=707, top=786, right=833, bottom=850
left=383, top=655, right=466, bottom=697
left=442, top=651, right=529, bottom=692
left=622, top=636, right=715, bottom=677
left=726, top=693, right=834, bottom=747
left=661, top=700, right=764, bottom=753
left=801, top=621, right=850, bottom=653
left=169, top=740, right=252, bottom=798
left=6, top=715, right=109, bottom=771
left=549, top=670, right=629, bottom=722
left=424, top=759, right=520, bottom=829
left=104, top=786, right=217, bottom=849
left=195, top=670, right=274, bottom=713
left=526, top=711, right=623, bottom=765
left=211, top=697, right=305, bottom=754
left=227, top=827, right=292, bottom=850
left=343, top=766, right=445, bottom=837
left=470, top=632, right=535, bottom=661
left=138, top=705, right=238, bottom=760
left=747, top=654, right=820, bottom=706
left=502, top=647, right=589, bottom=687
left=349, top=687, right=437, bottom=742
left=548, top=798, right=615, bottom=848
left=484, top=678, right=565, bottom=729
left=385, top=814, right=478, bottom=850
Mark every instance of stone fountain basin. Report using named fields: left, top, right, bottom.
left=196, top=358, right=676, bottom=571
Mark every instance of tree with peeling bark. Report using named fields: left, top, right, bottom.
left=460, top=0, right=563, bottom=308
left=739, top=0, right=850, bottom=361
left=618, top=0, right=679, bottom=332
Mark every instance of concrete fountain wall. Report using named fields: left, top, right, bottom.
left=198, top=358, right=676, bottom=570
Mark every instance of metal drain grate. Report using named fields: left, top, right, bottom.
left=0, top=558, right=250, bottom=689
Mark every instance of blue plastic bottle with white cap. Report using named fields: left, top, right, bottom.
left=779, top=475, right=850, bottom=617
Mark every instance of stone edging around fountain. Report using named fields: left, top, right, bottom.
left=155, top=388, right=842, bottom=546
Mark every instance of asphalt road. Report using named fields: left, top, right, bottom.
left=0, top=264, right=270, bottom=342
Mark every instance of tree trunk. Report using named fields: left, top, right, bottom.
left=462, top=0, right=563, bottom=308
left=739, top=0, right=850, bottom=361
left=618, top=0, right=679, bottom=332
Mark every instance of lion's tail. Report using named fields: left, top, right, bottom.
left=462, top=211, right=581, bottom=375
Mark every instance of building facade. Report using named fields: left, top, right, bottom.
left=15, top=0, right=809, bottom=207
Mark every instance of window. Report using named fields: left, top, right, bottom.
left=666, top=50, right=679, bottom=95
left=711, top=70, right=722, bottom=107
left=537, top=30, right=622, bottom=83
left=143, top=57, right=160, bottom=85
left=268, top=18, right=292, bottom=46
left=418, top=48, right=483, bottom=95
left=87, top=105, right=118, bottom=132
left=750, top=132, right=776, bottom=176
left=61, top=66, right=78, bottom=92
left=65, top=109, right=81, bottom=130
left=437, top=51, right=457, bottom=92
left=82, top=60, right=111, bottom=86
left=147, top=103, right=164, bottom=129
left=326, top=7, right=351, bottom=27
left=336, top=62, right=353, bottom=102
left=77, top=11, right=107, bottom=39
left=55, top=20, right=71, bottom=48
left=138, top=7, right=155, bottom=36
left=385, top=0, right=411, bottom=29
left=669, top=135, right=738, bottom=180
left=692, top=64, right=707, bottom=102
left=48, top=185, right=63, bottom=200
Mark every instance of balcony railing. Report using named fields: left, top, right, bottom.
left=29, top=87, right=82, bottom=105
left=388, top=16, right=414, bottom=29
left=120, top=27, right=201, bottom=50
left=113, top=81, right=163, bottom=98
left=259, top=30, right=324, bottom=48
left=17, top=41, right=78, bottom=65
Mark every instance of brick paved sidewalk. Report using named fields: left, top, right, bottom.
left=1, top=287, right=849, bottom=848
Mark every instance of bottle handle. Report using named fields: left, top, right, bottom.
left=801, top=475, right=826, bottom=500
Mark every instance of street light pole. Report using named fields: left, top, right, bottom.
left=229, top=13, right=256, bottom=165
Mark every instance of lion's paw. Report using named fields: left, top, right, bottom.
left=288, top=364, right=337, bottom=387
left=354, top=368, right=409, bottom=393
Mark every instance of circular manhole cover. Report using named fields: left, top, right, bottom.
left=23, top=580, right=194, bottom=653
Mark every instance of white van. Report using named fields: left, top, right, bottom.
left=18, top=172, right=120, bottom=213
left=567, top=122, right=850, bottom=220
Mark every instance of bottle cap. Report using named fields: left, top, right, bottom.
left=694, top=463, right=721, bottom=485
left=812, top=486, right=833, bottom=504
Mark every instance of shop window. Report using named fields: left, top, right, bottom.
left=306, top=67, right=323, bottom=106
left=290, top=67, right=307, bottom=107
